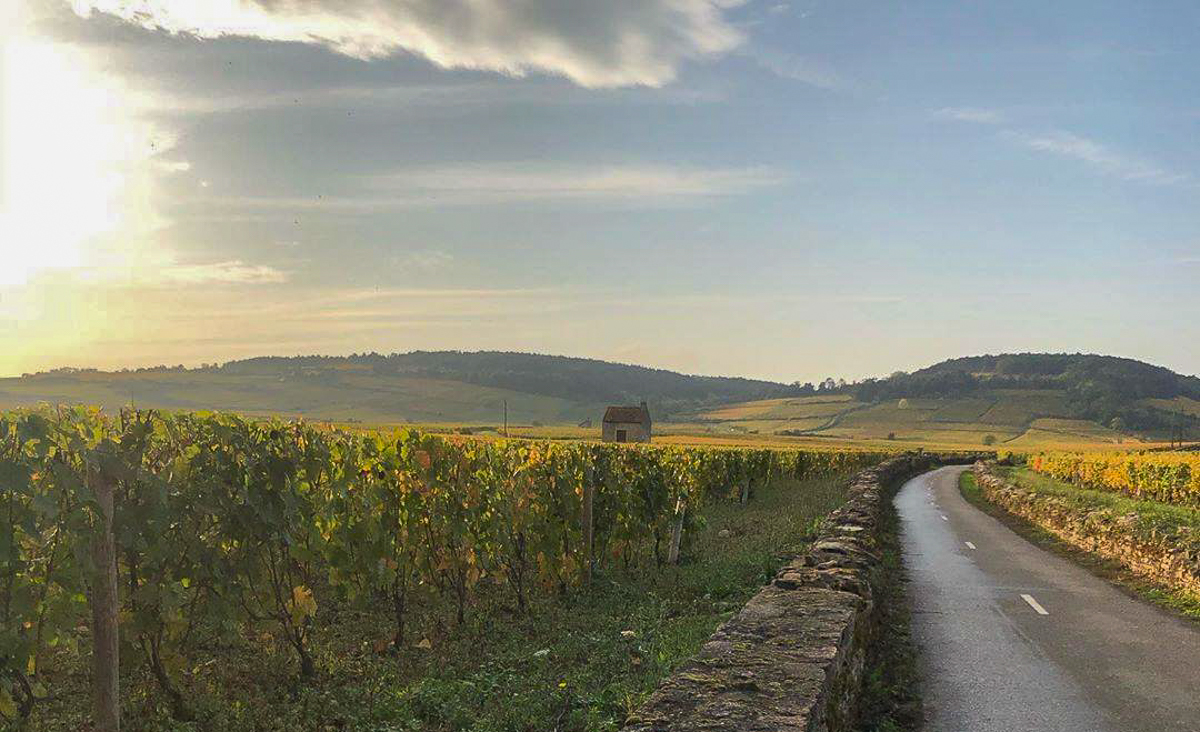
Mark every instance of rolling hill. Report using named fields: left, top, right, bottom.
left=0, top=352, right=796, bottom=427
left=2, top=351, right=1196, bottom=446
left=683, top=353, right=1200, bottom=447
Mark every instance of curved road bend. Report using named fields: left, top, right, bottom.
left=896, top=466, right=1200, bottom=732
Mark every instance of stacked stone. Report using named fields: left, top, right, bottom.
left=622, top=455, right=935, bottom=732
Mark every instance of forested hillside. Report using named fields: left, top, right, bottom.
left=221, top=351, right=796, bottom=407
left=850, top=353, right=1200, bottom=438
left=4, top=352, right=1195, bottom=441
left=0, top=351, right=798, bottom=424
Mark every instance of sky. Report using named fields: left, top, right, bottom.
left=1, top=0, right=1197, bottom=383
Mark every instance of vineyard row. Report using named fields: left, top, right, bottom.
left=0, top=407, right=886, bottom=726
left=1026, top=451, right=1200, bottom=506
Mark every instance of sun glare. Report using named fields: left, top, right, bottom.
left=1, top=35, right=163, bottom=286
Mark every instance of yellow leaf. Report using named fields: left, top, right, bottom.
left=0, top=689, right=16, bottom=718
left=291, top=585, right=318, bottom=623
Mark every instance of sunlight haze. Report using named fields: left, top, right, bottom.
left=1, top=0, right=1197, bottom=382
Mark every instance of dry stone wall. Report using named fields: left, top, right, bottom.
left=973, top=462, right=1200, bottom=597
left=621, top=454, right=938, bottom=732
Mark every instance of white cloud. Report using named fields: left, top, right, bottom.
left=8, top=252, right=289, bottom=292
left=154, top=159, right=192, bottom=173
left=933, top=107, right=1002, bottom=124
left=156, top=260, right=288, bottom=285
left=1004, top=130, right=1189, bottom=185
left=392, top=249, right=454, bottom=271
left=187, top=163, right=788, bottom=215
left=132, top=80, right=724, bottom=117
left=67, top=0, right=746, bottom=88
left=747, top=47, right=842, bottom=89
left=370, top=163, right=787, bottom=202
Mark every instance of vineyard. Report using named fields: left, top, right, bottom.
left=0, top=407, right=886, bottom=729
left=1027, top=451, right=1200, bottom=506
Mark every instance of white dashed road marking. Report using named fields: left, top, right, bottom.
left=941, top=515, right=949, bottom=521
left=965, top=541, right=977, bottom=550
left=1021, top=594, right=1050, bottom=615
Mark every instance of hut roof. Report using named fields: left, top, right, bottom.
left=603, top=404, right=650, bottom=424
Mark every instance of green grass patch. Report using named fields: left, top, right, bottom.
left=998, top=467, right=1200, bottom=537
left=854, top=490, right=922, bottom=732
left=32, top=473, right=853, bottom=732
left=959, top=470, right=1200, bottom=623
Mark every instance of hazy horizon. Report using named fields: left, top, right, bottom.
left=3, top=1, right=1198, bottom=383
left=8, top=347, right=1199, bottom=387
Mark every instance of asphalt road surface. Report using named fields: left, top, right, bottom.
left=896, top=466, right=1200, bottom=732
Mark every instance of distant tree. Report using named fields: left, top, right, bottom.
left=887, top=432, right=896, bottom=441
left=982, top=434, right=997, bottom=446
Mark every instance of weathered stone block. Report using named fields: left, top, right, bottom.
left=621, top=455, right=938, bottom=732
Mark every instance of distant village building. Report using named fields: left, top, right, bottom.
left=602, top=402, right=652, bottom=443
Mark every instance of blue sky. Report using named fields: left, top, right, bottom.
left=1, top=1, right=1197, bottom=381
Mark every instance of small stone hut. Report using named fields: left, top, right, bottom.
left=602, top=402, right=652, bottom=443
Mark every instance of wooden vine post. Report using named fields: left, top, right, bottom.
left=581, top=463, right=595, bottom=584
left=90, top=466, right=120, bottom=732
left=667, top=497, right=686, bottom=565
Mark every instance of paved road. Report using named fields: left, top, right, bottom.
left=896, top=466, right=1200, bottom=732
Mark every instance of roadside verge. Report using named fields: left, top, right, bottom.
left=621, top=454, right=939, bottom=732
left=972, top=461, right=1200, bottom=599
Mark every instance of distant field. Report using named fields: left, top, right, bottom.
left=1141, top=396, right=1200, bottom=418
left=670, top=389, right=1153, bottom=450
left=1004, top=418, right=1128, bottom=448
left=0, top=369, right=604, bottom=425
left=693, top=395, right=857, bottom=421
left=0, top=370, right=1174, bottom=452
left=977, top=390, right=1068, bottom=425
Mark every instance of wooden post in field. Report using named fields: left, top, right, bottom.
left=582, top=464, right=595, bottom=583
left=739, top=478, right=750, bottom=505
left=667, top=497, right=685, bottom=565
left=90, top=467, right=120, bottom=732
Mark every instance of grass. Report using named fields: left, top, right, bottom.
left=1140, top=396, right=1200, bottom=419
left=0, top=369, right=602, bottom=426
left=999, top=467, right=1200, bottom=538
left=28, top=473, right=855, bottom=732
left=682, top=390, right=1156, bottom=450
left=1004, top=419, right=1128, bottom=447
left=959, top=470, right=1200, bottom=622
left=854, top=488, right=922, bottom=732
left=692, top=396, right=858, bottom=422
